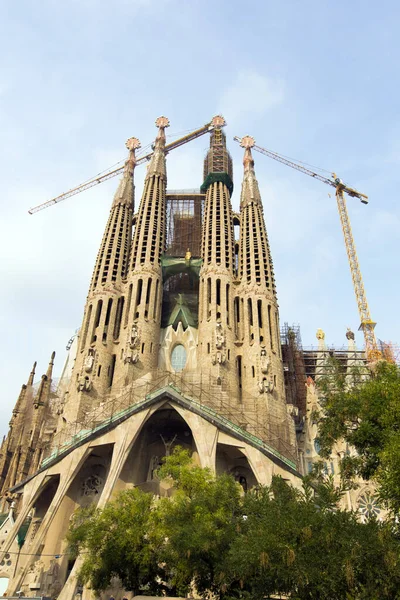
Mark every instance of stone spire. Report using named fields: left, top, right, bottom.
left=200, top=116, right=235, bottom=273
left=238, top=136, right=276, bottom=293
left=33, top=351, right=55, bottom=409
left=11, top=361, right=36, bottom=420
left=131, top=116, right=169, bottom=269
left=198, top=116, right=237, bottom=396
left=90, top=137, right=140, bottom=292
left=234, top=137, right=294, bottom=454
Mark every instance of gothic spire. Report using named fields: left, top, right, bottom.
left=146, top=116, right=169, bottom=179
left=238, top=136, right=276, bottom=293
left=112, top=136, right=141, bottom=208
left=11, top=360, right=37, bottom=421
left=33, top=351, right=55, bottom=409
left=131, top=117, right=169, bottom=269
left=90, top=137, right=140, bottom=292
left=27, top=361, right=37, bottom=386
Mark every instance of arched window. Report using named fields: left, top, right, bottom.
left=171, top=344, right=187, bottom=372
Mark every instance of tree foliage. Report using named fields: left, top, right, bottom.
left=67, top=447, right=400, bottom=599
left=315, top=360, right=400, bottom=514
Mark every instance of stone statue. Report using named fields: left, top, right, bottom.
left=129, top=324, right=140, bottom=349
left=258, top=376, right=275, bottom=394
left=260, top=348, right=270, bottom=374
left=215, top=322, right=225, bottom=350
left=77, top=375, right=92, bottom=392
left=84, top=348, right=95, bottom=373
left=147, top=455, right=160, bottom=481
left=124, top=348, right=139, bottom=365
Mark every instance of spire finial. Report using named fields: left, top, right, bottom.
left=239, top=135, right=256, bottom=172
left=211, top=115, right=226, bottom=129
left=154, top=116, right=170, bottom=149
left=46, top=351, right=55, bottom=378
left=124, top=136, right=141, bottom=176
left=27, top=361, right=37, bottom=386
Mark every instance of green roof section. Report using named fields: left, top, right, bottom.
left=17, top=518, right=31, bottom=547
left=200, top=172, right=234, bottom=196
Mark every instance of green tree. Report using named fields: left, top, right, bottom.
left=225, top=477, right=400, bottom=600
left=67, top=447, right=400, bottom=599
left=315, top=360, right=400, bottom=514
left=66, top=487, right=165, bottom=596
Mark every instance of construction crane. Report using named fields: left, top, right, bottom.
left=28, top=116, right=226, bottom=215
left=234, top=135, right=381, bottom=363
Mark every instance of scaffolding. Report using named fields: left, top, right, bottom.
left=44, top=369, right=298, bottom=471
left=280, top=324, right=307, bottom=425
left=165, top=191, right=204, bottom=258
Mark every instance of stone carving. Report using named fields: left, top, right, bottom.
left=77, top=375, right=92, bottom=392
left=84, top=348, right=95, bottom=373
left=215, top=323, right=225, bottom=349
left=125, top=323, right=140, bottom=364
left=129, top=323, right=140, bottom=349
left=81, top=473, right=103, bottom=496
left=212, top=323, right=226, bottom=365
left=259, top=376, right=275, bottom=394
left=346, top=327, right=355, bottom=341
left=27, top=559, right=44, bottom=590
left=147, top=455, right=161, bottom=481
left=260, top=348, right=270, bottom=374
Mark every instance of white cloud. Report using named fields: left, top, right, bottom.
left=218, top=70, right=285, bottom=124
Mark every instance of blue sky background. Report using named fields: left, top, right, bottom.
left=0, top=0, right=399, bottom=434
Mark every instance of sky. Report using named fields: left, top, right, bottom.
left=0, top=0, right=399, bottom=434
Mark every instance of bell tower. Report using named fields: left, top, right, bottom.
left=197, top=117, right=238, bottom=395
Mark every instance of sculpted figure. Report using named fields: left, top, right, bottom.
left=215, top=322, right=225, bottom=349
left=130, top=323, right=140, bottom=349
left=84, top=348, right=95, bottom=373
left=260, top=348, right=270, bottom=374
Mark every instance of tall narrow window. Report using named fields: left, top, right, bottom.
left=108, top=354, right=116, bottom=388
left=236, top=356, right=242, bottom=389
left=153, top=279, right=159, bottom=319
left=234, top=296, right=240, bottom=338
left=226, top=283, right=230, bottom=326
left=257, top=299, right=264, bottom=342
left=80, top=304, right=92, bottom=350
left=134, top=279, right=143, bottom=319
left=216, top=279, right=221, bottom=319
left=247, top=298, right=253, bottom=343
left=268, top=304, right=274, bottom=350
left=125, top=284, right=133, bottom=327
left=113, top=296, right=124, bottom=340
left=145, top=278, right=152, bottom=319
left=91, top=299, right=103, bottom=343
left=207, top=278, right=212, bottom=320
left=103, top=299, right=113, bottom=342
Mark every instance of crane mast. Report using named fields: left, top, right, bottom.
left=29, top=117, right=226, bottom=215
left=233, top=136, right=380, bottom=362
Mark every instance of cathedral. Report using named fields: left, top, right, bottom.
left=0, top=116, right=378, bottom=600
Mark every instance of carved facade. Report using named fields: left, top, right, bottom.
left=0, top=117, right=374, bottom=600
